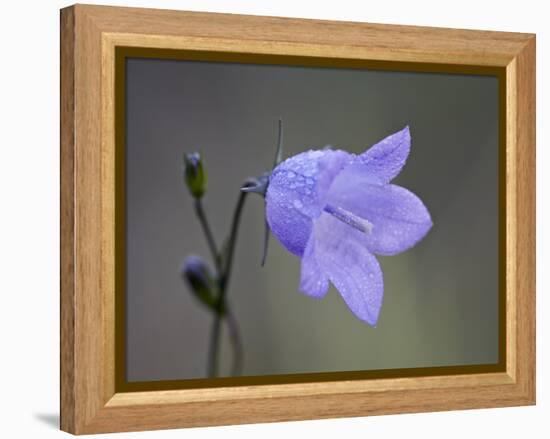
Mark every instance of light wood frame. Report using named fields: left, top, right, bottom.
left=60, top=4, right=536, bottom=434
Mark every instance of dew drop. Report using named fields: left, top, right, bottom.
left=293, top=200, right=303, bottom=209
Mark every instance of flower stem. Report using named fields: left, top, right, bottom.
left=220, top=191, right=248, bottom=291
left=202, top=191, right=248, bottom=378
left=193, top=199, right=221, bottom=272
left=207, top=305, right=243, bottom=377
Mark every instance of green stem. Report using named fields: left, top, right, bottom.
left=205, top=191, right=248, bottom=378
left=194, top=199, right=221, bottom=272
left=220, top=191, right=248, bottom=291
left=193, top=198, right=225, bottom=378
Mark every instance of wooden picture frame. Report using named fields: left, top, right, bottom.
left=60, top=4, right=536, bottom=434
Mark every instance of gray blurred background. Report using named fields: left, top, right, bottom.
left=125, top=58, right=499, bottom=382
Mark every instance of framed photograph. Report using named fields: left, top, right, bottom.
left=60, top=4, right=535, bottom=434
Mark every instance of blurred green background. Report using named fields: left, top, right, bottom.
left=125, top=58, right=499, bottom=381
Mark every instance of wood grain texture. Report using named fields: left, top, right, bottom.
left=513, top=36, right=536, bottom=399
left=60, top=4, right=536, bottom=434
left=82, top=3, right=530, bottom=66
left=60, top=6, right=75, bottom=433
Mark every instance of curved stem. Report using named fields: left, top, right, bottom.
left=206, top=191, right=248, bottom=377
left=220, top=191, right=248, bottom=292
left=207, top=305, right=243, bottom=377
left=194, top=199, right=221, bottom=272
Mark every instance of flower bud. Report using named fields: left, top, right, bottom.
left=183, top=152, right=207, bottom=199
left=181, top=255, right=217, bottom=310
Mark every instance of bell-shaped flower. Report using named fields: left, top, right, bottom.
left=265, top=126, right=432, bottom=326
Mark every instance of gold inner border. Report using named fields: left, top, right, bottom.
left=115, top=46, right=507, bottom=393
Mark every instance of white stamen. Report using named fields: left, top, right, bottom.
left=324, top=204, right=374, bottom=234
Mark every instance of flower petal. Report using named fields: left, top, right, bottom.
left=327, top=165, right=432, bottom=256
left=265, top=183, right=312, bottom=256
left=313, top=213, right=384, bottom=326
left=315, top=149, right=353, bottom=206
left=299, top=235, right=329, bottom=298
left=266, top=149, right=352, bottom=256
left=356, top=126, right=411, bottom=183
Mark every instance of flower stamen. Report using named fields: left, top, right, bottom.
left=324, top=204, right=374, bottom=234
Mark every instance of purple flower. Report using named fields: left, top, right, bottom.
left=265, top=126, right=432, bottom=326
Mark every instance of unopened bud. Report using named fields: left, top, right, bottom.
left=181, top=255, right=217, bottom=310
left=183, top=152, right=207, bottom=199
